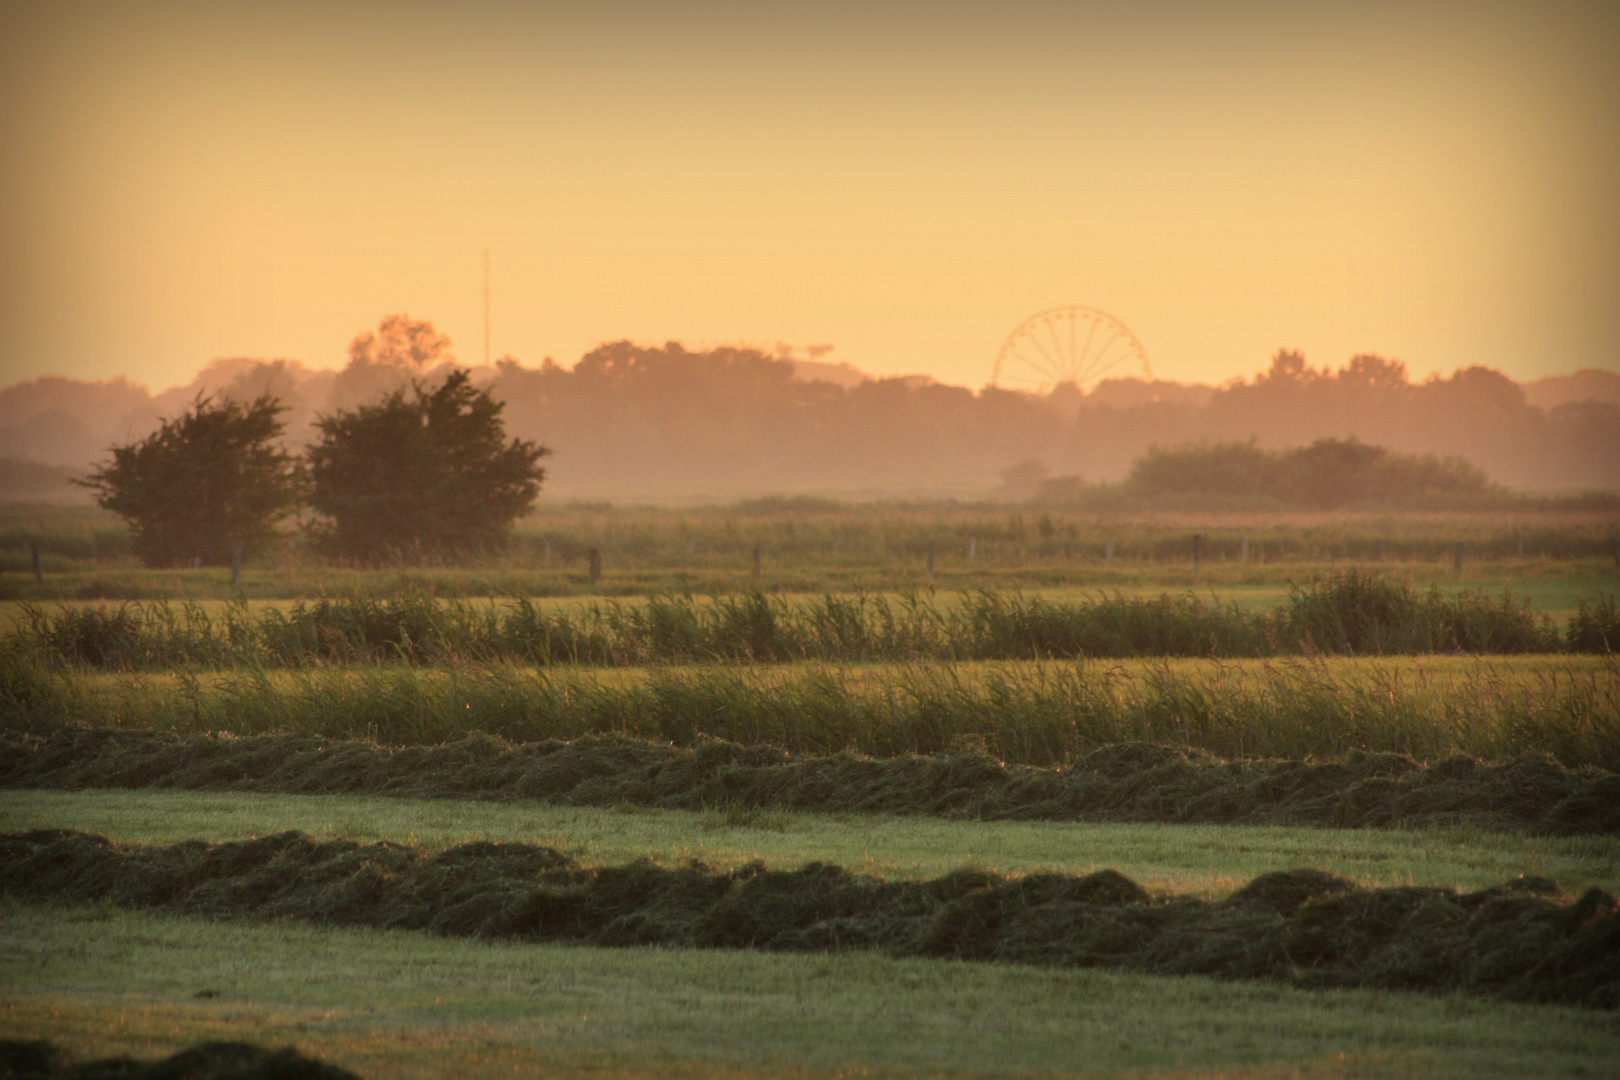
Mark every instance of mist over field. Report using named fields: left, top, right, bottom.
left=3, top=338, right=1617, bottom=504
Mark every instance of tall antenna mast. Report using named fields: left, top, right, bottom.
left=482, top=249, right=491, bottom=366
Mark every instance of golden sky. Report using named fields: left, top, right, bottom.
left=2, top=0, right=1617, bottom=390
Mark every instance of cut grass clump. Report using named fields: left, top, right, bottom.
left=3, top=829, right=1615, bottom=1009
left=5, top=571, right=1586, bottom=670
left=5, top=729, right=1617, bottom=836
left=0, top=1039, right=358, bottom=1080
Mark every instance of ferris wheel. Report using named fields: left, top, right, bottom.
left=991, top=307, right=1151, bottom=392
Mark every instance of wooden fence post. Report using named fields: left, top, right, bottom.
left=927, top=542, right=937, bottom=579
left=752, top=545, right=762, bottom=583
left=1240, top=537, right=1248, bottom=564
left=968, top=537, right=976, bottom=562
left=1104, top=540, right=1113, bottom=564
left=30, top=539, right=43, bottom=588
left=230, top=543, right=242, bottom=590
left=588, top=547, right=601, bottom=584
left=1453, top=542, right=1463, bottom=574
left=1192, top=534, right=1202, bottom=575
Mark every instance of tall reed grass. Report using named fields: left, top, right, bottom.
left=5, top=654, right=1617, bottom=768
left=7, top=571, right=1601, bottom=671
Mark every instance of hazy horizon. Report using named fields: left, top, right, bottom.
left=5, top=332, right=1617, bottom=504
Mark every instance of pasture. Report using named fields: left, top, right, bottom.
left=2, top=501, right=1618, bottom=1077
left=4, top=501, right=1618, bottom=604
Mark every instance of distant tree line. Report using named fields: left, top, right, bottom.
left=79, top=368, right=548, bottom=568
left=18, top=314, right=1619, bottom=509
left=488, top=343, right=1620, bottom=497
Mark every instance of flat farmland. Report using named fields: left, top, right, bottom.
left=3, top=504, right=1618, bottom=1077
left=3, top=790, right=1619, bottom=1079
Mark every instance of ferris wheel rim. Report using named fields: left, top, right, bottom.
left=991, top=306, right=1151, bottom=391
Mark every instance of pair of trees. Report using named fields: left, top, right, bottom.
left=82, top=370, right=549, bottom=567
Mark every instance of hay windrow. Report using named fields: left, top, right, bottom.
left=3, top=729, right=1617, bottom=836
left=2, top=830, right=1615, bottom=1009
left=0, top=1038, right=360, bottom=1079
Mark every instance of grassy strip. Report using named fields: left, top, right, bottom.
left=9, top=909, right=1620, bottom=1080
left=7, top=655, right=1620, bottom=768
left=3, top=829, right=1616, bottom=1009
left=6, top=789, right=1617, bottom=898
left=12, top=572, right=1616, bottom=669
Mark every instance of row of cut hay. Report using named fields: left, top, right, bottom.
left=6, top=655, right=1617, bottom=769
left=0, top=1040, right=355, bottom=1080
left=3, top=829, right=1615, bottom=1008
left=5, top=730, right=1617, bottom=835
left=11, top=572, right=1616, bottom=670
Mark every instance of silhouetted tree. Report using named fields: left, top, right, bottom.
left=330, top=314, right=456, bottom=410
left=78, top=395, right=303, bottom=567
left=307, top=370, right=549, bottom=561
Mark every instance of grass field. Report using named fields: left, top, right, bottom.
left=5, top=789, right=1617, bottom=896
left=4, top=566, right=1616, bottom=627
left=4, top=501, right=1618, bottom=1076
left=9, top=904, right=1618, bottom=1080
left=3, top=788, right=1619, bottom=1078
left=12, top=655, right=1617, bottom=767
left=5, top=501, right=1617, bottom=602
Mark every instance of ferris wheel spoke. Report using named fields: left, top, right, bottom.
left=1021, top=334, right=1066, bottom=382
left=1014, top=346, right=1065, bottom=384
left=1086, top=336, right=1123, bottom=378
left=1077, top=317, right=1100, bottom=371
left=1042, top=320, right=1074, bottom=380
left=993, top=307, right=1150, bottom=391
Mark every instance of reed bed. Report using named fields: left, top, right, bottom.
left=6, top=655, right=1617, bottom=768
left=8, top=571, right=1612, bottom=671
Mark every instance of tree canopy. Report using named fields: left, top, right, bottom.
left=306, top=370, right=549, bottom=561
left=77, top=395, right=303, bottom=567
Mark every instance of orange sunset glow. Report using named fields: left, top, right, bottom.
left=2, top=0, right=1616, bottom=391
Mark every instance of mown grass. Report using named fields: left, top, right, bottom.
left=8, top=655, right=1617, bottom=768
left=10, top=573, right=1616, bottom=671
left=6, top=788, right=1616, bottom=898
left=3, top=903, right=1617, bottom=1079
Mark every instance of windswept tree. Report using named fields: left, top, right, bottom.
left=307, top=370, right=550, bottom=561
left=78, top=395, right=304, bottom=567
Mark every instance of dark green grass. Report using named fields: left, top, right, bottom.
left=8, top=904, right=1619, bottom=1079
left=6, top=788, right=1616, bottom=897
